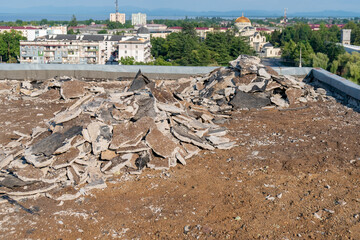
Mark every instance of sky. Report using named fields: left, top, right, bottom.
left=1, top=0, right=360, bottom=13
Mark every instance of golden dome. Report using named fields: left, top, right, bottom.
left=235, top=13, right=251, bottom=23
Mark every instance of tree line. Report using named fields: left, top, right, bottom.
left=0, top=31, right=26, bottom=63
left=269, top=22, right=360, bottom=84
left=120, top=23, right=254, bottom=66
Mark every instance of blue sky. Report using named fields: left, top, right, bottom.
left=1, top=0, right=360, bottom=12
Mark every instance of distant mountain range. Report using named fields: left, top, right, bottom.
left=1, top=6, right=359, bottom=21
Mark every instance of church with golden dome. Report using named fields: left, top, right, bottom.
left=235, top=13, right=256, bottom=37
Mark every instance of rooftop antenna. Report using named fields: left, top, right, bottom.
left=115, top=0, right=119, bottom=22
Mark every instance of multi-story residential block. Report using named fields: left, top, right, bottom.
left=20, top=34, right=152, bottom=64
left=0, top=26, right=67, bottom=41
left=132, top=13, right=147, bottom=26
left=110, top=13, right=126, bottom=24
left=118, top=37, right=152, bottom=63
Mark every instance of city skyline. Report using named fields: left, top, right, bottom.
left=1, top=0, right=360, bottom=13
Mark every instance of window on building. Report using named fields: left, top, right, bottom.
left=125, top=45, right=127, bottom=48
left=125, top=50, right=127, bottom=54
left=136, top=45, right=138, bottom=48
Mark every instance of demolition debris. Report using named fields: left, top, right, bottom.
left=0, top=55, right=327, bottom=202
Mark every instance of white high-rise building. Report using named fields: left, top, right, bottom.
left=132, top=13, right=147, bottom=26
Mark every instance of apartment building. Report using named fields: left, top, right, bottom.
left=118, top=37, right=152, bottom=63
left=20, top=34, right=151, bottom=64
left=132, top=13, right=147, bottom=26
left=0, top=26, right=67, bottom=41
left=110, top=13, right=126, bottom=24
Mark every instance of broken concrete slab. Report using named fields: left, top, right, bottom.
left=87, top=122, right=113, bottom=156
left=53, top=108, right=82, bottom=125
left=60, top=80, right=88, bottom=99
left=128, top=70, right=153, bottom=92
left=101, top=150, right=119, bottom=161
left=145, top=128, right=179, bottom=158
left=230, top=90, right=271, bottom=109
left=271, top=94, right=289, bottom=108
left=110, top=117, right=155, bottom=149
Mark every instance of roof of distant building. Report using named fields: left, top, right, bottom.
left=256, top=27, right=270, bottom=31
left=0, top=26, right=38, bottom=30
left=235, top=13, right=251, bottom=23
left=168, top=26, right=183, bottom=30
left=263, top=43, right=273, bottom=48
left=42, top=34, right=125, bottom=41
left=137, top=26, right=150, bottom=34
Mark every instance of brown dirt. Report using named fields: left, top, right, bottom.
left=0, top=88, right=360, bottom=239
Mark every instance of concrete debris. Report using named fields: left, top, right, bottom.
left=180, top=55, right=316, bottom=111
left=0, top=55, right=323, bottom=201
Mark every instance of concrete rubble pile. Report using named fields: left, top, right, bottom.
left=0, top=71, right=237, bottom=202
left=176, top=55, right=321, bottom=113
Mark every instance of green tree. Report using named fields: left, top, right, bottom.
left=68, top=15, right=78, bottom=27
left=97, top=30, right=108, bottom=34
left=67, top=29, right=75, bottom=34
left=310, top=52, right=329, bottom=69
left=0, top=30, right=26, bottom=63
left=119, top=56, right=135, bottom=65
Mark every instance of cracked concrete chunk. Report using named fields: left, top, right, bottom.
left=53, top=148, right=80, bottom=168
left=87, top=122, right=113, bottom=155
left=206, top=136, right=230, bottom=145
left=110, top=117, right=154, bottom=149
left=258, top=68, right=271, bottom=79
left=128, top=70, right=153, bottom=92
left=285, top=88, right=303, bottom=105
left=146, top=128, right=178, bottom=158
left=171, top=125, right=214, bottom=150
left=132, top=93, right=156, bottom=121
left=53, top=108, right=82, bottom=124
left=230, top=90, right=270, bottom=109
left=61, top=80, right=88, bottom=99
left=101, top=150, right=118, bottom=160
left=271, top=94, right=289, bottom=108
left=15, top=164, right=45, bottom=182
left=27, top=125, right=83, bottom=161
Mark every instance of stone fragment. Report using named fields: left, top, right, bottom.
left=53, top=108, right=82, bottom=124
left=60, top=80, right=88, bottom=99
left=175, top=152, right=186, bottom=165
left=156, top=102, right=184, bottom=114
left=116, top=141, right=150, bottom=153
left=258, top=68, right=271, bottom=79
left=132, top=93, right=157, bottom=121
left=112, top=108, right=133, bottom=120
left=15, top=164, right=45, bottom=182
left=0, top=154, right=14, bottom=170
left=230, top=90, right=270, bottom=109
left=145, top=128, right=178, bottom=158
left=171, top=125, right=214, bottom=150
left=271, top=94, right=289, bottom=108
left=110, top=117, right=155, bottom=149
left=101, top=150, right=118, bottom=160
left=206, top=136, right=230, bottom=145
left=26, top=125, right=83, bottom=166
left=128, top=70, right=153, bottom=92
left=181, top=143, right=201, bottom=159
left=87, top=122, right=113, bottom=155
left=52, top=148, right=80, bottom=169
left=285, top=88, right=303, bottom=105
left=0, top=172, right=32, bottom=188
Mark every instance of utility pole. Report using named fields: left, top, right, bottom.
left=115, top=0, right=119, bottom=22
left=299, top=47, right=302, bottom=68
